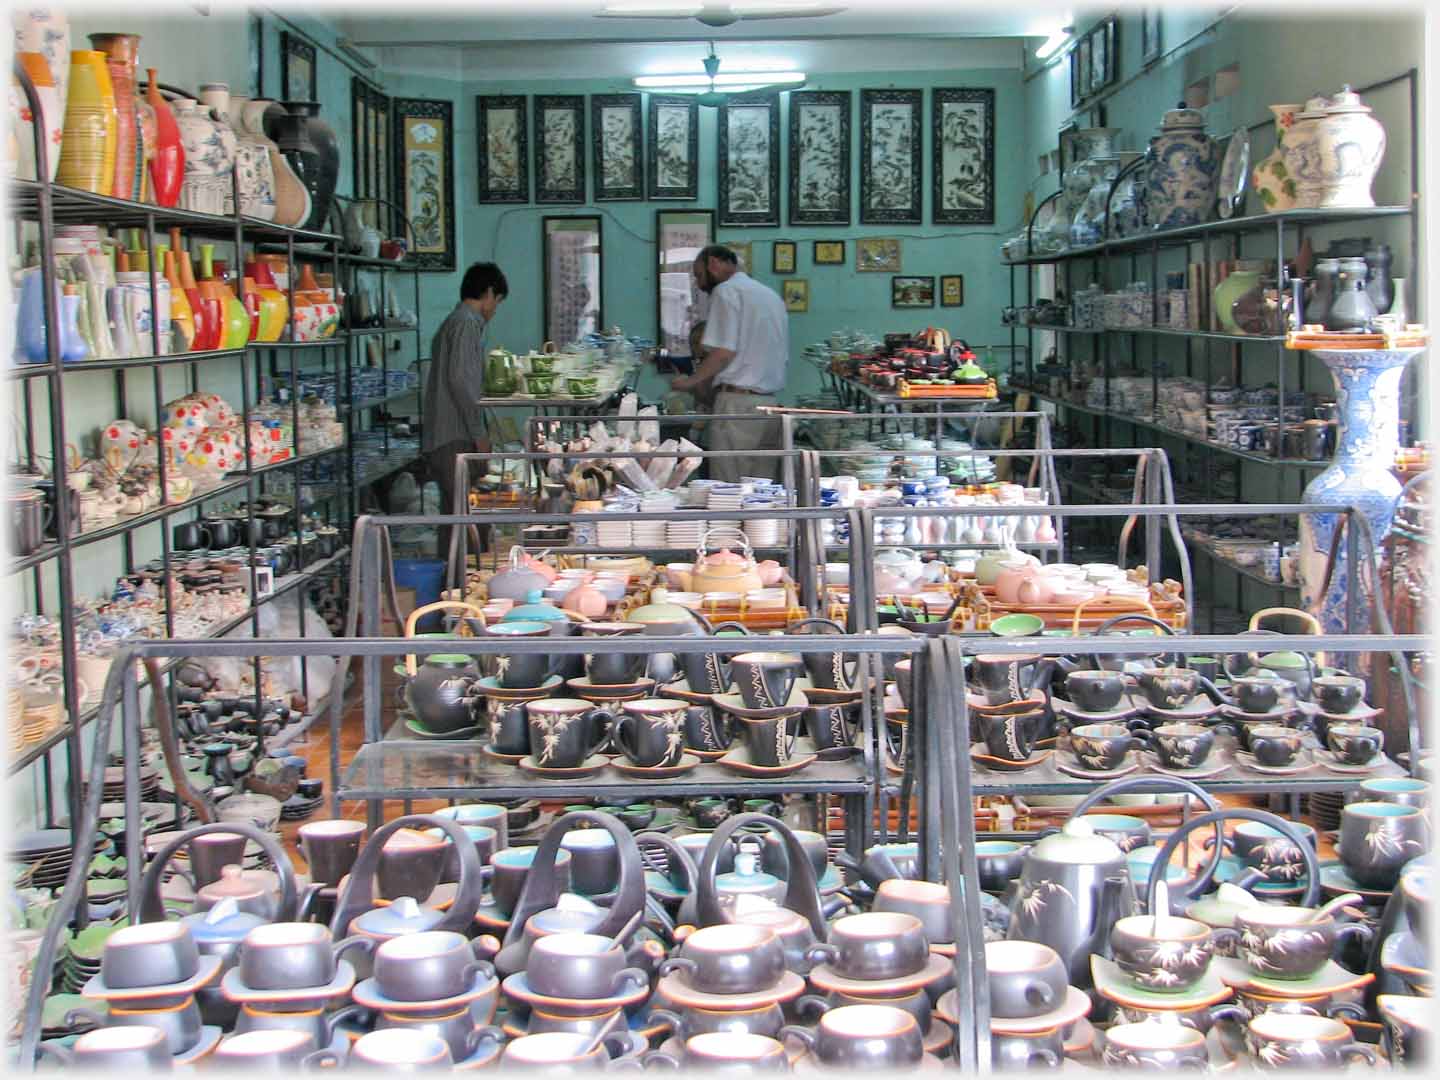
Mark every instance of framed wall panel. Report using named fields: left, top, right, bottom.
left=393, top=97, right=456, bottom=271
left=860, top=88, right=922, bottom=225
left=592, top=93, right=642, bottom=201
left=534, top=95, right=586, bottom=204
left=788, top=90, right=850, bottom=225
left=544, top=215, right=604, bottom=345
left=280, top=30, right=316, bottom=103
left=932, top=87, right=995, bottom=225
left=718, top=94, right=780, bottom=227
left=647, top=95, right=699, bottom=199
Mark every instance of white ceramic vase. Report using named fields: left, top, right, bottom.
left=1311, top=86, right=1386, bottom=209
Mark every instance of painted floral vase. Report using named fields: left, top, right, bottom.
left=1280, top=94, right=1331, bottom=209
left=172, top=94, right=236, bottom=216
left=12, top=7, right=70, bottom=125
left=1071, top=155, right=1121, bottom=246
left=1312, top=86, right=1387, bottom=209
left=12, top=51, right=62, bottom=182
left=1251, top=104, right=1301, bottom=212
left=224, top=95, right=280, bottom=222
left=1107, top=152, right=1148, bottom=238
left=87, top=32, right=139, bottom=200
left=1144, top=104, right=1219, bottom=230
left=55, top=49, right=114, bottom=194
left=1298, top=347, right=1424, bottom=631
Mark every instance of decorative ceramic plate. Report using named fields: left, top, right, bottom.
left=1212, top=955, right=1374, bottom=998
left=800, top=686, right=863, bottom=705
left=475, top=675, right=563, bottom=698
left=518, top=754, right=609, bottom=780
left=986, top=984, right=1094, bottom=1034
left=711, top=689, right=808, bottom=719
left=1140, top=698, right=1221, bottom=722
left=655, top=969, right=805, bottom=1011
left=1315, top=749, right=1388, bottom=774
left=1216, top=127, right=1250, bottom=220
left=1317, top=704, right=1384, bottom=724
left=1318, top=860, right=1393, bottom=903
left=1233, top=749, right=1313, bottom=775
left=612, top=754, right=701, bottom=780
left=500, top=970, right=650, bottom=1015
left=403, top=718, right=482, bottom=741
left=1054, top=698, right=1141, bottom=724
left=83, top=954, right=222, bottom=1002
left=1056, top=756, right=1139, bottom=780
left=970, top=746, right=1055, bottom=773
left=717, top=745, right=817, bottom=778
left=1142, top=751, right=1231, bottom=779
left=480, top=745, right=526, bottom=764
left=1091, top=955, right=1232, bottom=1011
left=1221, top=704, right=1299, bottom=723
left=221, top=960, right=355, bottom=1004
left=564, top=676, right=657, bottom=702
left=807, top=953, right=952, bottom=997
left=354, top=969, right=500, bottom=1013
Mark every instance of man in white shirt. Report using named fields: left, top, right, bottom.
left=672, top=245, right=788, bottom=482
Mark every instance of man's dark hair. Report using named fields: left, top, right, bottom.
left=460, top=262, right=509, bottom=301
left=697, top=244, right=738, bottom=266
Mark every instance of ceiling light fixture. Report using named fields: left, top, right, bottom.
left=633, top=70, right=805, bottom=89
left=1035, top=25, right=1074, bottom=61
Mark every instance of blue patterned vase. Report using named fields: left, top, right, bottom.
left=1298, top=347, right=1424, bottom=631
left=1144, top=104, right=1219, bottom=231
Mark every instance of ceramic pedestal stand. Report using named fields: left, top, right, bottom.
left=1298, top=347, right=1423, bottom=632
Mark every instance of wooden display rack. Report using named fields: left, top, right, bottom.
left=896, top=379, right=998, bottom=399
left=1285, top=324, right=1429, bottom=350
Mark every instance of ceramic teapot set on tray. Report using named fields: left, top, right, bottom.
left=29, top=810, right=980, bottom=1070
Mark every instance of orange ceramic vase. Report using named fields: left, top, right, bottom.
left=86, top=33, right=139, bottom=200
left=56, top=50, right=114, bottom=193
left=163, top=249, right=195, bottom=350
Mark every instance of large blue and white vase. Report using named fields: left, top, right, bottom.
left=1144, top=104, right=1219, bottom=231
left=1299, top=347, right=1424, bottom=631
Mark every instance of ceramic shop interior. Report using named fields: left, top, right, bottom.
left=5, top=0, right=1435, bottom=1072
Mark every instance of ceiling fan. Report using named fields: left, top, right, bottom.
left=598, top=2, right=846, bottom=29
left=637, top=43, right=806, bottom=105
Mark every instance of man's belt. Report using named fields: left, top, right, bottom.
left=715, top=384, right=768, bottom=395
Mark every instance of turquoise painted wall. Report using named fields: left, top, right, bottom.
left=463, top=69, right=1025, bottom=402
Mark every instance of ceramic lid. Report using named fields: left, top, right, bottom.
left=352, top=895, right=446, bottom=935
left=1325, top=85, right=1371, bottom=114
left=716, top=851, right=784, bottom=896
left=504, top=591, right=567, bottom=622
left=182, top=896, right=268, bottom=944
left=1185, top=883, right=1260, bottom=928
left=1030, top=819, right=1124, bottom=865
left=1160, top=103, right=1206, bottom=130
left=196, top=865, right=267, bottom=904
left=1296, top=94, right=1331, bottom=120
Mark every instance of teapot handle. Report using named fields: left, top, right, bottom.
left=403, top=600, right=486, bottom=676
left=1144, top=807, right=1321, bottom=911
left=691, top=813, right=826, bottom=939
left=696, top=526, right=753, bottom=564
left=136, top=821, right=299, bottom=924
left=1086, top=611, right=1178, bottom=669
left=1246, top=607, right=1324, bottom=672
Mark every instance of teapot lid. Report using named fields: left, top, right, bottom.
left=352, top=895, right=446, bottom=936
left=1325, top=85, right=1371, bottom=113
left=1031, top=819, right=1124, bottom=864
left=1160, top=102, right=1206, bottom=130
left=1185, top=883, right=1258, bottom=927
left=506, top=591, right=568, bottom=621
left=716, top=849, right=783, bottom=894
left=1258, top=651, right=1306, bottom=668
left=182, top=896, right=268, bottom=943
left=196, top=865, right=267, bottom=904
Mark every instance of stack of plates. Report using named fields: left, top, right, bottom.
left=18, top=691, right=64, bottom=749
left=666, top=520, right=705, bottom=548
left=59, top=922, right=122, bottom=994
left=596, top=515, right=634, bottom=547
left=13, top=830, right=75, bottom=892
left=1306, top=791, right=1345, bottom=831
left=281, top=789, right=324, bottom=821
left=86, top=762, right=161, bottom=802
left=40, top=991, right=99, bottom=1041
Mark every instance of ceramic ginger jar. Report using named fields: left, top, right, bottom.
left=1311, top=86, right=1387, bottom=209
left=1107, top=152, right=1148, bottom=238
left=1144, top=104, right=1219, bottom=230
left=1251, top=104, right=1301, bottom=212
left=1281, top=94, right=1331, bottom=209
left=172, top=95, right=236, bottom=215
left=1071, top=155, right=1121, bottom=247
left=202, top=86, right=276, bottom=221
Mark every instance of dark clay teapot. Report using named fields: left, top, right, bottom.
left=405, top=653, right=484, bottom=733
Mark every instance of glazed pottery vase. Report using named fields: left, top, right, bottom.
left=1107, top=152, right=1148, bottom=238
left=12, top=52, right=62, bottom=183
left=16, top=267, right=52, bottom=363
left=1071, top=155, right=1121, bottom=247
left=1144, top=104, right=1219, bottom=230
left=12, top=7, right=70, bottom=129
left=202, top=86, right=275, bottom=221
left=272, top=101, right=337, bottom=232
left=162, top=249, right=194, bottom=350
left=1251, top=104, right=1301, bottom=212
left=1281, top=94, right=1331, bottom=209
left=1298, top=347, right=1424, bottom=631
left=87, top=33, right=139, bottom=199
left=257, top=100, right=310, bottom=227
left=1213, top=260, right=1267, bottom=335
left=243, top=258, right=288, bottom=343
left=1313, top=86, right=1386, bottom=208
left=172, top=95, right=236, bottom=215
left=143, top=68, right=183, bottom=207
left=56, top=50, right=114, bottom=194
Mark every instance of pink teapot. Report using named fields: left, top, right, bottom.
left=689, top=528, right=764, bottom=595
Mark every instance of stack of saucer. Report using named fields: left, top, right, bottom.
left=19, top=690, right=63, bottom=748
left=13, top=829, right=75, bottom=892
left=666, top=518, right=706, bottom=547
left=499, top=930, right=650, bottom=1041
left=595, top=510, right=633, bottom=548
left=651, top=924, right=805, bottom=1044
left=705, top=484, right=749, bottom=529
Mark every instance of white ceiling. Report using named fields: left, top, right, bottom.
left=338, top=0, right=1070, bottom=80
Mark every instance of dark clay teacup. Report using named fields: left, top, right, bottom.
left=238, top=921, right=374, bottom=991
left=42, top=1025, right=175, bottom=1070
left=1111, top=913, right=1218, bottom=992
left=350, top=1028, right=454, bottom=1069
left=189, top=831, right=248, bottom=889
left=643, top=1032, right=788, bottom=1072
left=297, top=819, right=366, bottom=888
left=690, top=798, right=732, bottom=829
left=616, top=804, right=655, bottom=831
left=1185, top=656, right=1222, bottom=683
left=683, top=706, right=732, bottom=755
left=652, top=1002, right=786, bottom=1040
left=779, top=1005, right=924, bottom=1069
left=736, top=908, right=818, bottom=976
left=1339, top=802, right=1430, bottom=890
left=974, top=841, right=1029, bottom=893
left=214, top=1029, right=341, bottom=1069
left=484, top=697, right=531, bottom=756
left=1101, top=1020, right=1209, bottom=1068
left=1359, top=777, right=1430, bottom=809
left=1146, top=722, right=1216, bottom=770
left=373, top=930, right=494, bottom=1002
left=425, top=824, right=498, bottom=885
left=992, top=1026, right=1064, bottom=1070
left=1327, top=722, right=1384, bottom=765
left=1246, top=724, right=1303, bottom=767
left=435, top=803, right=509, bottom=849
left=1069, top=722, right=1140, bottom=772
left=613, top=699, right=687, bottom=769
left=1245, top=1013, right=1376, bottom=1068
left=804, top=703, right=857, bottom=752
left=658, top=923, right=786, bottom=995
left=1312, top=674, right=1366, bottom=714
left=874, top=879, right=953, bottom=946
left=501, top=1030, right=646, bottom=1070
left=1230, top=676, right=1286, bottom=714
left=972, top=654, right=1044, bottom=706
left=759, top=829, right=828, bottom=880
left=99, top=921, right=201, bottom=990
left=737, top=714, right=799, bottom=768
left=1219, top=821, right=1316, bottom=886
left=559, top=828, right=620, bottom=897
left=984, top=940, right=1068, bottom=1020
left=728, top=652, right=803, bottom=710
left=582, top=623, right=646, bottom=686
left=1080, top=813, right=1152, bottom=854
left=805, top=912, right=928, bottom=981
left=981, top=711, right=1034, bottom=762
left=1378, top=994, right=1431, bottom=1067
left=1064, top=669, right=1126, bottom=713
left=1136, top=666, right=1201, bottom=710
left=674, top=832, right=733, bottom=882
left=526, top=932, right=648, bottom=1000
left=377, top=828, right=448, bottom=902
left=1231, top=902, right=1372, bottom=981
left=104, top=997, right=203, bottom=1054
left=488, top=846, right=573, bottom=915
left=525, top=699, right=612, bottom=768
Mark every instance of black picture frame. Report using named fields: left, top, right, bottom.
left=1089, top=16, right=1119, bottom=95
left=891, top=275, right=935, bottom=308
left=772, top=240, right=797, bottom=274
left=392, top=97, right=456, bottom=271
left=656, top=208, right=715, bottom=358
left=718, top=94, right=780, bottom=227
left=280, top=30, right=316, bottom=103
left=940, top=274, right=965, bottom=307
left=931, top=87, right=995, bottom=225
left=647, top=95, right=698, bottom=200
left=1057, top=119, right=1080, bottom=195
left=542, top=215, right=604, bottom=346
left=1140, top=10, right=1163, bottom=66
left=788, top=89, right=851, bottom=225
left=351, top=79, right=392, bottom=225
left=813, top=240, right=845, bottom=265
left=860, top=88, right=922, bottom=225
left=534, top=95, right=586, bottom=204
left=476, top=95, right=529, bottom=204
left=591, top=93, right=643, bottom=201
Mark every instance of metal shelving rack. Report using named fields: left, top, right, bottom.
left=6, top=64, right=353, bottom=874
left=1003, top=68, right=1420, bottom=625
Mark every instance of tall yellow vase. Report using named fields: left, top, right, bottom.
left=56, top=50, right=114, bottom=193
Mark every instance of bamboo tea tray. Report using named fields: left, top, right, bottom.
left=897, top=379, right=998, bottom=399
left=1285, top=325, right=1429, bottom=350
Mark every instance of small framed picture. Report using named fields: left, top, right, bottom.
left=813, top=240, right=845, bottom=265
left=726, top=239, right=753, bottom=273
left=892, top=275, right=935, bottom=308
left=856, top=237, right=901, bottom=273
left=783, top=278, right=809, bottom=313
left=772, top=240, right=797, bottom=274
left=940, top=275, right=964, bottom=307
left=1140, top=10, right=1163, bottom=66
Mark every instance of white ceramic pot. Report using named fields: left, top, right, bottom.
left=1280, top=94, right=1331, bottom=209
left=1311, top=86, right=1386, bottom=209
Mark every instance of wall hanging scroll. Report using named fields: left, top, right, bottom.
left=932, top=87, right=995, bottom=224
left=860, top=88, right=922, bottom=224
left=592, top=93, right=642, bottom=200
left=535, top=95, right=585, bottom=204
left=788, top=89, right=850, bottom=225
left=476, top=94, right=529, bottom=203
left=718, top=94, right=780, bottom=227
left=392, top=97, right=455, bottom=271
left=647, top=94, right=698, bottom=199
